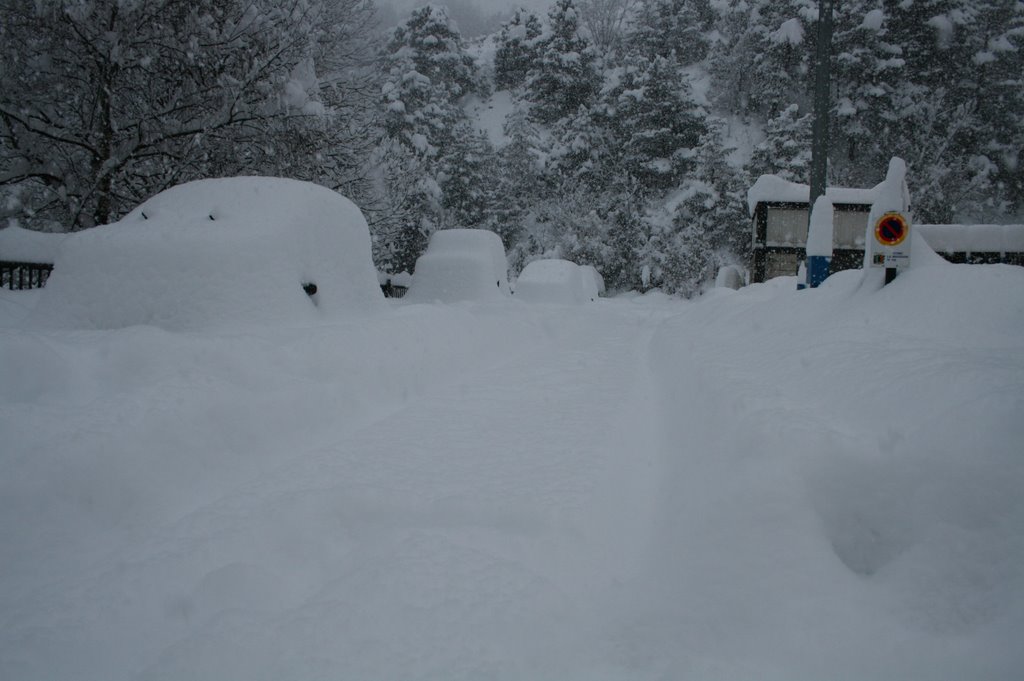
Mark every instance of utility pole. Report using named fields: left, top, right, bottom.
left=809, top=0, right=834, bottom=211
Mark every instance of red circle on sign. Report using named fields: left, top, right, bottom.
left=875, top=212, right=908, bottom=247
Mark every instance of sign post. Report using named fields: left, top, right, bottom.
left=865, top=158, right=912, bottom=284
left=872, top=211, right=911, bottom=283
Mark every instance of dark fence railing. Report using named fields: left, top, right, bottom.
left=1, top=261, right=53, bottom=290
left=380, top=281, right=408, bottom=298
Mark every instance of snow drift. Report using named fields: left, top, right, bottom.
left=1, top=251, right=1022, bottom=680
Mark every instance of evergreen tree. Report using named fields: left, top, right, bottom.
left=949, top=0, right=1024, bottom=217
left=750, top=0, right=817, bottom=117
left=747, top=103, right=813, bottom=183
left=378, top=5, right=481, bottom=269
left=371, top=139, right=439, bottom=275
left=490, top=109, right=546, bottom=256
left=381, top=5, right=480, bottom=156
left=831, top=1, right=903, bottom=174
left=525, top=0, right=601, bottom=124
left=829, top=1, right=1023, bottom=221
left=437, top=125, right=499, bottom=230
left=646, top=122, right=746, bottom=297
left=494, top=9, right=544, bottom=90
left=629, top=0, right=715, bottom=65
left=603, top=55, right=706, bottom=193
left=707, top=0, right=759, bottom=116
left=695, top=117, right=750, bottom=261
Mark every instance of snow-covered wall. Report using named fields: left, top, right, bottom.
left=31, top=177, right=383, bottom=330
left=917, top=224, right=1024, bottom=255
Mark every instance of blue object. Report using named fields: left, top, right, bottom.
left=806, top=255, right=831, bottom=288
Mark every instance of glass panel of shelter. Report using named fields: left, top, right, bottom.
left=767, top=206, right=870, bottom=249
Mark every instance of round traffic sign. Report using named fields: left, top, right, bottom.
left=874, top=212, right=909, bottom=247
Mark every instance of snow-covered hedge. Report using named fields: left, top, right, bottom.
left=32, top=177, right=383, bottom=330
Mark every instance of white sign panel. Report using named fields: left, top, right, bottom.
left=870, top=211, right=912, bottom=270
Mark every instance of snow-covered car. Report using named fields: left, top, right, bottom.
left=579, top=264, right=605, bottom=299
left=515, top=258, right=596, bottom=304
left=405, top=229, right=510, bottom=303
left=31, top=176, right=383, bottom=330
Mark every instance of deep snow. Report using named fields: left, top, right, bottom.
left=1, top=262, right=1022, bottom=680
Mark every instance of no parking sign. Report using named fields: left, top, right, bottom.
left=870, top=211, right=912, bottom=270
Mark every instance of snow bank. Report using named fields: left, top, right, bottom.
left=405, top=228, right=510, bottom=303
left=0, top=226, right=68, bottom=262
left=2, top=248, right=1022, bottom=679
left=645, top=263, right=1024, bottom=679
left=515, top=258, right=592, bottom=303
left=30, top=177, right=383, bottom=331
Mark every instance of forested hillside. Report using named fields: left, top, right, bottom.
left=3, top=0, right=1022, bottom=294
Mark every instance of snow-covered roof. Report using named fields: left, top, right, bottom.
left=918, top=224, right=1024, bottom=254
left=405, top=228, right=510, bottom=303
left=747, top=174, right=879, bottom=216
left=31, top=176, right=383, bottom=330
left=0, top=226, right=68, bottom=263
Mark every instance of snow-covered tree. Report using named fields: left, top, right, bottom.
left=371, top=138, right=439, bottom=275
left=494, top=9, right=544, bottom=91
left=747, top=103, right=812, bottom=183
left=693, top=117, right=750, bottom=260
left=490, top=109, right=546, bottom=257
left=0, top=0, right=378, bottom=231
left=603, top=55, right=706, bottom=193
left=377, top=5, right=490, bottom=270
left=629, top=0, right=715, bottom=65
left=525, top=0, right=601, bottom=124
left=645, top=122, right=746, bottom=297
left=437, top=125, right=498, bottom=230
left=829, top=1, right=1024, bottom=221
left=381, top=5, right=481, bottom=155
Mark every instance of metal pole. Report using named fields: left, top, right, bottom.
left=809, top=0, right=834, bottom=212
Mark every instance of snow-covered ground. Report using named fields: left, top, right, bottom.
left=2, top=263, right=1023, bottom=680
